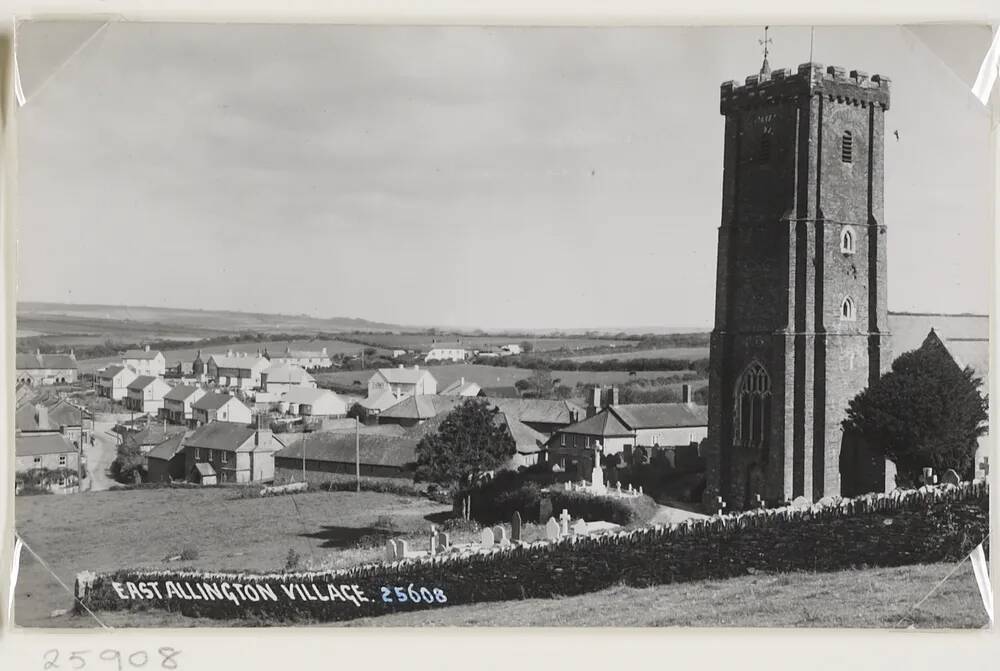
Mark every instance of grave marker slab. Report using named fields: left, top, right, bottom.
left=481, top=528, right=495, bottom=547
left=941, top=469, right=961, bottom=486
left=545, top=517, right=560, bottom=541
left=511, top=511, right=522, bottom=542
left=572, top=519, right=589, bottom=536
left=539, top=498, right=553, bottom=524
left=559, top=509, right=571, bottom=536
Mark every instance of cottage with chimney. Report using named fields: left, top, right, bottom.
left=260, top=364, right=316, bottom=394
left=125, top=376, right=173, bottom=414
left=15, top=433, right=81, bottom=494
left=160, top=384, right=206, bottom=424
left=183, top=418, right=284, bottom=484
left=190, top=392, right=253, bottom=426
left=366, top=365, right=437, bottom=401
left=15, top=396, right=87, bottom=447
left=15, top=349, right=78, bottom=386
left=267, top=344, right=333, bottom=370
left=207, top=350, right=270, bottom=390
left=122, top=345, right=167, bottom=377
left=97, top=364, right=138, bottom=401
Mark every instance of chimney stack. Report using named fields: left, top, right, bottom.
left=321, top=347, right=328, bottom=355
left=587, top=386, right=601, bottom=417
left=145, top=345, right=150, bottom=352
left=35, top=404, right=48, bottom=429
left=606, top=386, right=619, bottom=407
left=682, top=384, right=693, bottom=405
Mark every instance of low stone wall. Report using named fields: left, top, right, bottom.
left=76, top=481, right=988, bottom=624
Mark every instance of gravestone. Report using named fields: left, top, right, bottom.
left=435, top=530, right=450, bottom=550
left=511, top=511, right=522, bottom=542
left=539, top=498, right=553, bottom=524
left=752, top=494, right=765, bottom=509
left=941, top=469, right=961, bottom=486
left=559, top=509, right=571, bottom=536
left=492, top=525, right=505, bottom=543
left=572, top=519, right=589, bottom=536
left=545, top=517, right=560, bottom=541
left=713, top=496, right=727, bottom=516
left=919, top=467, right=938, bottom=486
left=638, top=485, right=644, bottom=496
left=394, top=539, right=409, bottom=558
left=429, top=534, right=438, bottom=556
left=384, top=541, right=397, bottom=561
left=480, top=527, right=495, bottom=547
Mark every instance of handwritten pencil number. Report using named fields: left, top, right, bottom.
left=158, top=648, right=180, bottom=670
left=43, top=650, right=59, bottom=669
left=69, top=651, right=91, bottom=670
left=99, top=650, right=122, bottom=671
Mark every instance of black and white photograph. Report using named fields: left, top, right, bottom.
left=8, top=21, right=994, bottom=629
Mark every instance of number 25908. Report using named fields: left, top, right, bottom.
left=43, top=648, right=181, bottom=670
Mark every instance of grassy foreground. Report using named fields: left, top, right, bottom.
left=36, top=561, right=988, bottom=629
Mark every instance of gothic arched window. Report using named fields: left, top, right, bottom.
left=841, top=130, right=853, bottom=163
left=734, top=362, right=772, bottom=449
left=841, top=296, right=857, bottom=321
left=840, top=226, right=856, bottom=254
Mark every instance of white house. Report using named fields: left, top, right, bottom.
left=97, top=365, right=138, bottom=401
left=424, top=348, right=466, bottom=363
left=122, top=346, right=167, bottom=377
left=502, top=344, right=523, bottom=356
left=160, top=384, right=206, bottom=424
left=190, top=392, right=253, bottom=426
left=267, top=345, right=333, bottom=370
left=281, top=387, right=347, bottom=418
left=125, top=376, right=173, bottom=415
left=208, top=351, right=270, bottom=390
left=260, top=364, right=316, bottom=394
left=367, top=365, right=438, bottom=401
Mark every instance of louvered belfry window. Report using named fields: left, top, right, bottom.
left=841, top=130, right=853, bottom=163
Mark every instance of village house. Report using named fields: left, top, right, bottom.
left=97, top=364, right=138, bottom=401
left=280, top=386, right=347, bottom=418
left=267, top=345, right=333, bottom=370
left=125, top=375, right=173, bottom=415
left=424, top=347, right=466, bottom=362
left=145, top=433, right=187, bottom=483
left=183, top=419, right=284, bottom=484
left=15, top=433, right=81, bottom=494
left=546, top=386, right=708, bottom=477
left=274, top=432, right=418, bottom=483
left=190, top=392, right=253, bottom=426
left=391, top=349, right=407, bottom=358
left=501, top=344, right=523, bottom=355
left=439, top=377, right=481, bottom=397
left=208, top=351, right=270, bottom=390
left=367, top=365, right=437, bottom=401
left=160, top=384, right=206, bottom=424
left=378, top=394, right=463, bottom=428
left=15, top=350, right=79, bottom=386
left=120, top=421, right=187, bottom=455
left=122, top=345, right=167, bottom=377
left=15, top=397, right=88, bottom=447
left=260, top=364, right=316, bottom=394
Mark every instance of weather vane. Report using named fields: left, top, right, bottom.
left=759, top=25, right=772, bottom=77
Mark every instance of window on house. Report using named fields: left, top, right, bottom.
left=734, top=362, right=772, bottom=449
left=759, top=133, right=771, bottom=163
left=841, top=130, right=853, bottom=163
left=840, top=227, right=856, bottom=254
left=841, top=296, right=857, bottom=321
left=195, top=447, right=201, bottom=461
left=59, top=455, right=67, bottom=466
left=33, top=456, right=41, bottom=464
left=221, top=451, right=228, bottom=464
left=560, top=434, right=566, bottom=447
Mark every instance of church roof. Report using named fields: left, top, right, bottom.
left=611, top=403, right=709, bottom=429
left=888, top=311, right=989, bottom=385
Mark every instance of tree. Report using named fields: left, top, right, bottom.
left=842, top=337, right=988, bottom=485
left=521, top=368, right=558, bottom=399
left=414, top=398, right=516, bottom=487
left=519, top=340, right=535, bottom=354
left=110, top=438, right=146, bottom=484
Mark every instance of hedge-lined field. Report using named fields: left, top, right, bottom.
left=76, top=482, right=988, bottom=624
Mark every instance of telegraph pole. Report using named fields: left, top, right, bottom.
left=301, top=429, right=307, bottom=483
left=355, top=415, right=361, bottom=492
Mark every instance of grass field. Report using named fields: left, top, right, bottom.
left=37, top=562, right=987, bottom=629
left=342, top=334, right=638, bottom=353
left=566, top=346, right=709, bottom=362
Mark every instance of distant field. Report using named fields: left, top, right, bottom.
left=76, top=338, right=388, bottom=373
left=317, top=363, right=697, bottom=391
left=566, top=346, right=709, bottom=362
left=344, top=334, right=637, bottom=353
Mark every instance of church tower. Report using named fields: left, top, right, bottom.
left=704, top=62, right=892, bottom=509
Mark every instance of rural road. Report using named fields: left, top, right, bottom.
left=83, top=419, right=119, bottom=491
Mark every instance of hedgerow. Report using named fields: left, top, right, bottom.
left=76, top=481, right=988, bottom=624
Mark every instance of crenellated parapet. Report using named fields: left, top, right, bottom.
left=720, top=62, right=891, bottom=114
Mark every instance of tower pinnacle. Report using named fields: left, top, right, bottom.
left=759, top=26, right=772, bottom=77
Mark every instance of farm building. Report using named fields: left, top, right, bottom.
left=15, top=397, right=87, bottom=446
left=261, top=364, right=316, bottom=394
left=367, top=365, right=437, bottom=400
left=125, top=376, right=172, bottom=414
left=424, top=347, right=467, bottom=362
left=190, top=392, right=253, bottom=426
left=160, top=384, right=206, bottom=424
left=14, top=433, right=80, bottom=494
left=440, top=377, right=481, bottom=397
left=15, top=350, right=79, bottom=386
left=274, top=432, right=418, bottom=482
left=122, top=346, right=167, bottom=377
left=280, top=387, right=347, bottom=417
left=378, top=394, right=463, bottom=428
left=97, top=364, right=138, bottom=401
left=145, top=433, right=188, bottom=483
left=183, top=420, right=284, bottom=484
left=207, top=351, right=270, bottom=390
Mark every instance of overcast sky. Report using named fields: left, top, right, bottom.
left=15, top=24, right=994, bottom=330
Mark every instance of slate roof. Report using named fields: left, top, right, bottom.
left=185, top=422, right=256, bottom=452
left=358, top=389, right=400, bottom=412
left=124, top=424, right=186, bottom=449
left=610, top=403, right=709, bottom=429
left=191, top=392, right=245, bottom=412
left=283, top=387, right=342, bottom=406
left=379, top=395, right=463, bottom=421
left=98, top=364, right=130, bottom=380
left=127, top=375, right=159, bottom=391
left=144, top=433, right=186, bottom=461
left=210, top=354, right=268, bottom=370
left=277, top=432, right=417, bottom=468
left=440, top=379, right=482, bottom=396
left=499, top=413, right=548, bottom=454
left=489, top=398, right=585, bottom=426
left=263, top=365, right=315, bottom=385
left=164, top=384, right=202, bottom=402
left=193, top=462, right=217, bottom=477
left=15, top=399, right=84, bottom=431
left=16, top=352, right=78, bottom=370
left=123, top=349, right=163, bottom=360
left=558, top=409, right=634, bottom=437
left=480, top=386, right=521, bottom=399
left=16, top=433, right=77, bottom=457
left=375, top=367, right=436, bottom=385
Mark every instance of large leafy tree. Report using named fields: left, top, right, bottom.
left=414, top=398, right=515, bottom=487
left=843, top=336, right=988, bottom=485
left=111, top=439, right=145, bottom=484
